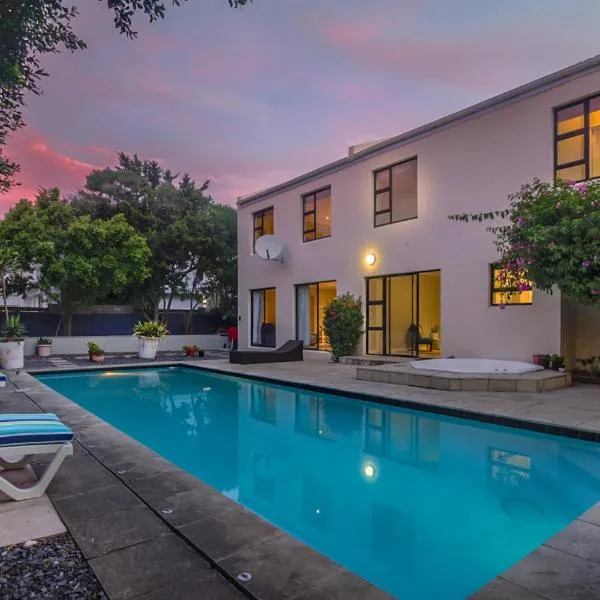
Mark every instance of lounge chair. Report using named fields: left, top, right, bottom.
left=230, top=340, right=303, bottom=365
left=0, top=413, right=73, bottom=501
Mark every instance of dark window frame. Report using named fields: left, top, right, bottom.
left=373, top=157, right=418, bottom=228
left=250, top=287, right=276, bottom=347
left=553, top=93, right=600, bottom=182
left=252, top=206, right=274, bottom=253
left=294, top=280, right=337, bottom=350
left=302, top=186, right=331, bottom=243
left=489, top=264, right=532, bottom=307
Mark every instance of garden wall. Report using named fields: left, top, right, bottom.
left=23, top=334, right=228, bottom=356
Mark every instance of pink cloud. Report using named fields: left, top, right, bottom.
left=1, top=129, right=101, bottom=212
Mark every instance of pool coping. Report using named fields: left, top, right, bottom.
left=10, top=361, right=600, bottom=600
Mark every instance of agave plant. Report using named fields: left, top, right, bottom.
left=133, top=320, right=169, bottom=338
left=1, top=315, right=27, bottom=342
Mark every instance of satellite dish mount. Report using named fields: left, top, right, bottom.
left=254, top=235, right=287, bottom=264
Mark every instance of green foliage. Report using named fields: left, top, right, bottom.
left=1, top=188, right=151, bottom=333
left=87, top=341, right=104, bottom=355
left=1, top=314, right=27, bottom=341
left=133, top=320, right=169, bottom=338
left=322, top=293, right=364, bottom=361
left=449, top=178, right=600, bottom=306
left=37, top=337, right=53, bottom=345
left=73, top=153, right=237, bottom=320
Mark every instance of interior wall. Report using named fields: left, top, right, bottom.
left=573, top=304, right=600, bottom=359
left=419, top=272, right=441, bottom=339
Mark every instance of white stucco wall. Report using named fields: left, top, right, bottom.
left=238, top=69, right=600, bottom=361
left=24, top=334, right=227, bottom=356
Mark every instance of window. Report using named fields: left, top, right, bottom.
left=296, top=280, right=337, bottom=350
left=303, top=187, right=331, bottom=242
left=250, top=288, right=276, bottom=346
left=554, top=94, right=600, bottom=182
left=489, top=448, right=531, bottom=489
left=253, top=207, right=274, bottom=252
left=373, top=158, right=417, bottom=226
left=490, top=265, right=532, bottom=306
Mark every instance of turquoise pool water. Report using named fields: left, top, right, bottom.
left=38, top=366, right=600, bottom=599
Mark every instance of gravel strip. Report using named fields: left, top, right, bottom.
left=0, top=533, right=107, bottom=600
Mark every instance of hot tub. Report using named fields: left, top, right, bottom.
left=410, top=358, right=543, bottom=375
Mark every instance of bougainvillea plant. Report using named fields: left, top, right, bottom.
left=449, top=178, right=600, bottom=307
left=322, top=292, right=364, bottom=361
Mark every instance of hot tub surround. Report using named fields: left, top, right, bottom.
left=410, top=358, right=544, bottom=375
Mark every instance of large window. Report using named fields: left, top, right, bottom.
left=303, top=187, right=331, bottom=242
left=373, top=158, right=418, bottom=227
left=253, top=207, right=274, bottom=252
left=296, top=280, right=337, bottom=350
left=490, top=265, right=532, bottom=306
left=554, top=95, right=600, bottom=182
left=250, top=288, right=276, bottom=346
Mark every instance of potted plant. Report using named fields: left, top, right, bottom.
left=532, top=354, right=543, bottom=366
left=36, top=337, right=53, bottom=357
left=133, top=321, right=169, bottom=359
left=88, top=341, right=105, bottom=364
left=0, top=314, right=26, bottom=370
left=182, top=344, right=204, bottom=358
left=549, top=354, right=563, bottom=371
left=539, top=354, right=551, bottom=369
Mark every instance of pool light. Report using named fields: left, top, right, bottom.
left=363, top=462, right=376, bottom=478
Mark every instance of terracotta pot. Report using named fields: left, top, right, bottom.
left=90, top=354, right=105, bottom=364
left=37, top=344, right=52, bottom=357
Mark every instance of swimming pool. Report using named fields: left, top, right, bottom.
left=37, top=366, right=600, bottom=599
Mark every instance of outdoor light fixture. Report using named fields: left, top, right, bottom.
left=365, top=253, right=376, bottom=266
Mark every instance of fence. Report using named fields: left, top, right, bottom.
left=1, top=309, right=233, bottom=337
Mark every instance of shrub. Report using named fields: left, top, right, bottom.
left=322, top=293, right=364, bottom=361
left=37, top=337, right=53, bottom=345
left=133, top=320, right=169, bottom=338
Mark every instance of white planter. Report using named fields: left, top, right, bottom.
left=37, top=345, right=52, bottom=357
left=0, top=341, right=25, bottom=370
left=138, top=337, right=160, bottom=359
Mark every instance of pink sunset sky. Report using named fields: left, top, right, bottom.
left=3, top=0, right=600, bottom=212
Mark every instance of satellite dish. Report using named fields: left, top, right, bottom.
left=255, top=235, right=286, bottom=263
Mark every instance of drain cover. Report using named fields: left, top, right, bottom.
left=161, top=509, right=173, bottom=515
left=236, top=572, right=252, bottom=582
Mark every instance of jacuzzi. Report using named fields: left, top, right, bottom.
left=410, top=358, right=543, bottom=374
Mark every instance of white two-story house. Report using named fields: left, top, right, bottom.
left=237, top=55, right=600, bottom=363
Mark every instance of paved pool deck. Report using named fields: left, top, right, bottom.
left=4, top=359, right=600, bottom=599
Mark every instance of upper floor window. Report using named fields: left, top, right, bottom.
left=374, top=158, right=417, bottom=227
left=253, top=207, right=274, bottom=252
left=490, top=265, right=532, bottom=306
left=554, top=95, right=600, bottom=182
left=303, top=187, right=331, bottom=242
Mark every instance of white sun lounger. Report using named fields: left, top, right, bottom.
left=0, top=413, right=74, bottom=501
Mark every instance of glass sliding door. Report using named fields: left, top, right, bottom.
left=296, top=281, right=337, bottom=350
left=251, top=288, right=276, bottom=347
left=366, top=270, right=441, bottom=357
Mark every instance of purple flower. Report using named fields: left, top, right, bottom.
left=582, top=260, right=591, bottom=268
left=571, top=182, right=589, bottom=194
left=515, top=216, right=524, bottom=226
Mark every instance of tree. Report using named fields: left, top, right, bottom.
left=449, top=178, right=600, bottom=307
left=72, top=153, right=236, bottom=322
left=2, top=188, right=151, bottom=334
left=0, top=0, right=251, bottom=194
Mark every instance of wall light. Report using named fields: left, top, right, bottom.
left=365, top=253, right=376, bottom=266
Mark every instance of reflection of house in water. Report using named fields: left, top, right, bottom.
left=236, top=381, right=600, bottom=599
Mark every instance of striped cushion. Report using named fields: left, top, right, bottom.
left=0, top=413, right=73, bottom=446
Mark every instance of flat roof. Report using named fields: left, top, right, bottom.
left=238, top=54, right=600, bottom=207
